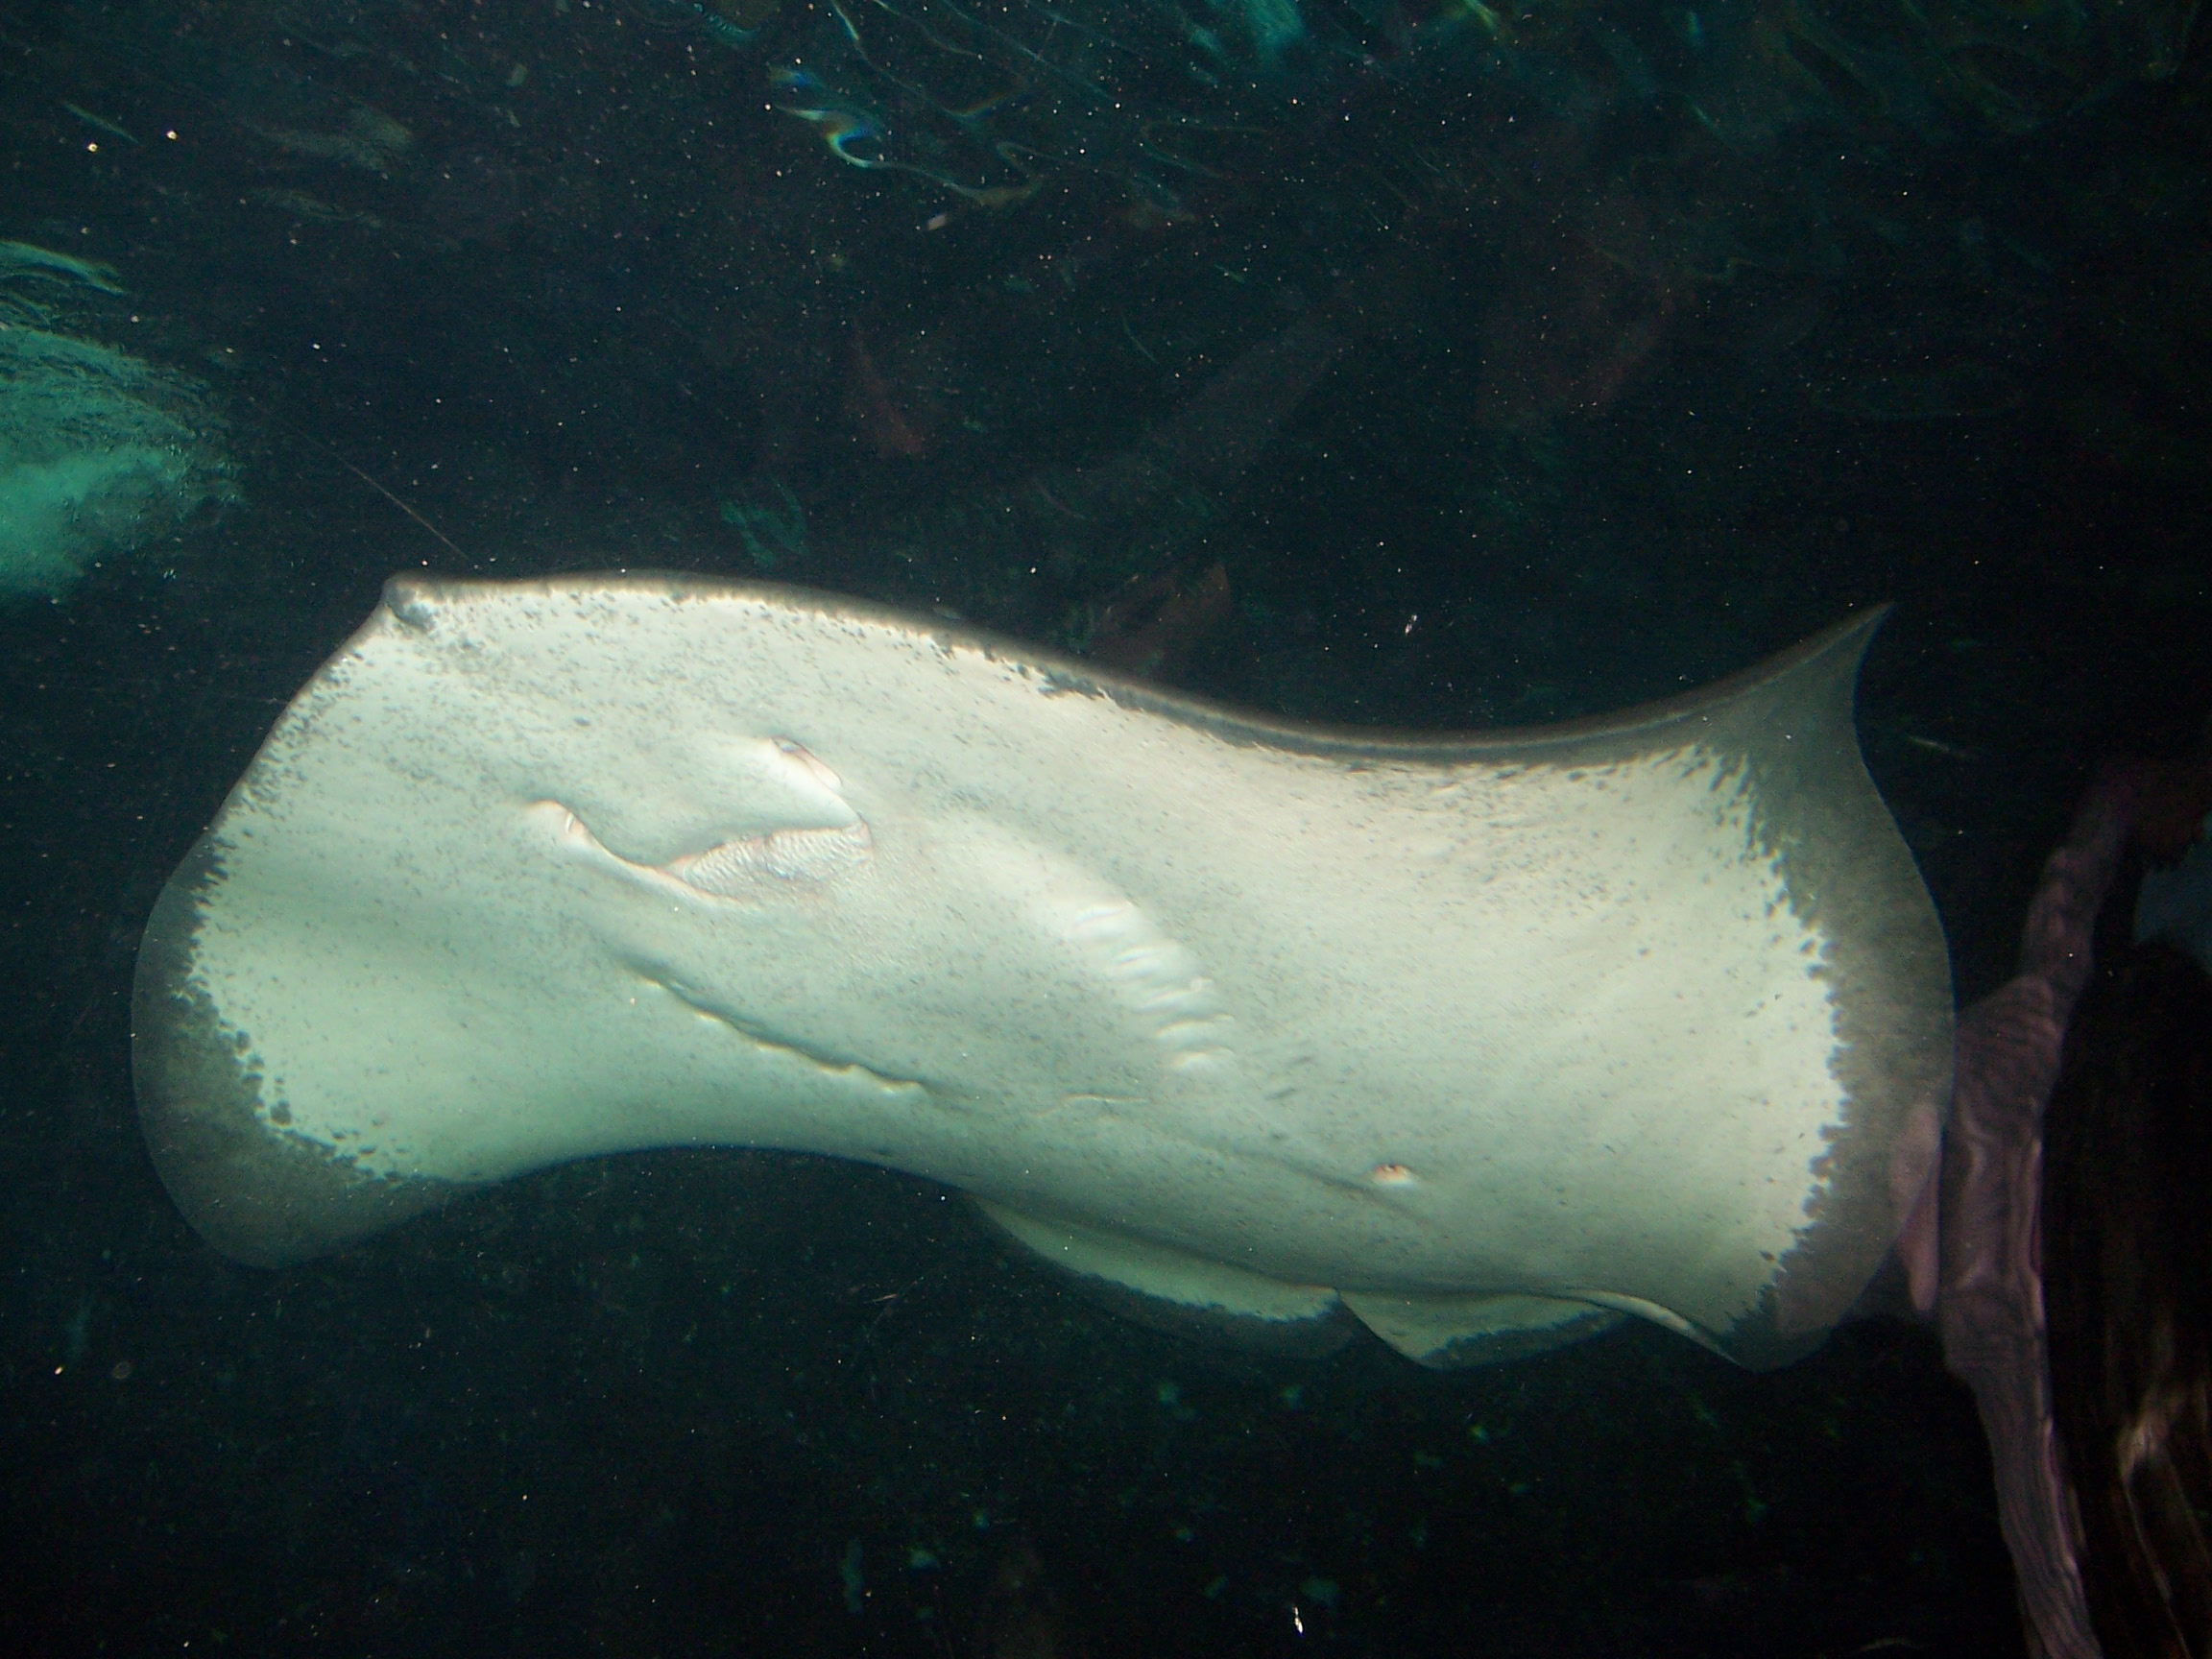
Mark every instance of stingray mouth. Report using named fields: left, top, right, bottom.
left=526, top=799, right=874, bottom=901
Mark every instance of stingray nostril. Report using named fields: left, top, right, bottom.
left=774, top=736, right=844, bottom=794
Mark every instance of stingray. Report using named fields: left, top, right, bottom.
left=132, top=577, right=1952, bottom=1370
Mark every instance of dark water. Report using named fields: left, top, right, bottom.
left=0, top=0, right=2205, bottom=1651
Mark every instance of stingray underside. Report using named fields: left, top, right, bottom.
left=133, top=576, right=1953, bottom=1370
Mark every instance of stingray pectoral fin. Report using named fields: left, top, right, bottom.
left=132, top=834, right=469, bottom=1265
left=978, top=1201, right=1356, bottom=1356
left=1339, top=1290, right=1626, bottom=1369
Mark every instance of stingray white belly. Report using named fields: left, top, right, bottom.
left=132, top=577, right=1952, bottom=1370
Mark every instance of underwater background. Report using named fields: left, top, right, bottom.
left=0, top=0, right=2206, bottom=1651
